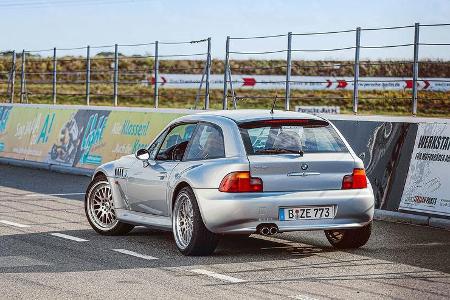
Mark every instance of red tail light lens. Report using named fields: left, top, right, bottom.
left=342, top=168, right=367, bottom=189
left=219, top=171, right=263, bottom=193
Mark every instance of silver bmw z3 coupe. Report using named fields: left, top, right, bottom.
left=85, top=110, right=375, bottom=256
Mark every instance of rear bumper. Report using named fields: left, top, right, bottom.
left=193, top=186, right=375, bottom=234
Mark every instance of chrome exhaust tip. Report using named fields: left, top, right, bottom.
left=260, top=226, right=270, bottom=235
left=269, top=226, right=278, bottom=235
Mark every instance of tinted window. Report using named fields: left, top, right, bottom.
left=148, top=129, right=168, bottom=159
left=239, top=120, right=347, bottom=154
left=185, top=124, right=225, bottom=160
left=156, top=123, right=196, bottom=161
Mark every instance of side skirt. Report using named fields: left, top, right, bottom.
left=116, top=209, right=172, bottom=231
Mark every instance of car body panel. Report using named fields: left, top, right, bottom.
left=90, top=110, right=375, bottom=234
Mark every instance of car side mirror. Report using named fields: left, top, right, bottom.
left=135, top=148, right=151, bottom=167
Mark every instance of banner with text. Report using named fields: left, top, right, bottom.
left=400, top=123, right=450, bottom=217
left=0, top=104, right=186, bottom=169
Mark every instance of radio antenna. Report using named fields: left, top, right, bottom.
left=270, top=93, right=278, bottom=114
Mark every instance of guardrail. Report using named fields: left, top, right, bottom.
left=1, top=23, right=449, bottom=115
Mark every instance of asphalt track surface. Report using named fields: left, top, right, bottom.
left=0, top=164, right=449, bottom=300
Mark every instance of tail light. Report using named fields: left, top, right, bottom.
left=219, top=171, right=263, bottom=193
left=342, top=168, right=367, bottom=189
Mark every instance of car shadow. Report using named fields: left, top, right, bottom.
left=0, top=227, right=336, bottom=274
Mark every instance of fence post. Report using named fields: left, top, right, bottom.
left=52, top=47, right=57, bottom=104
left=86, top=45, right=91, bottom=105
left=353, top=27, right=361, bottom=114
left=10, top=51, right=16, bottom=103
left=412, top=23, right=420, bottom=116
left=285, top=32, right=292, bottom=111
left=222, top=36, right=230, bottom=110
left=20, top=50, right=26, bottom=103
left=154, top=41, right=159, bottom=108
left=204, top=37, right=211, bottom=110
left=113, top=43, right=119, bottom=106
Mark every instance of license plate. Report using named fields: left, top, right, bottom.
left=279, top=206, right=335, bottom=220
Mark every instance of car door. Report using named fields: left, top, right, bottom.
left=126, top=123, right=197, bottom=216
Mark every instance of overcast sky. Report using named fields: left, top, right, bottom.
left=2, top=0, right=450, bottom=60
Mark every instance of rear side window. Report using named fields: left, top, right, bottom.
left=239, top=119, right=348, bottom=155
left=184, top=123, right=225, bottom=160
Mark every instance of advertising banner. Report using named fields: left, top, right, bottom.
left=400, top=123, right=450, bottom=216
left=145, top=74, right=450, bottom=91
left=0, top=104, right=186, bottom=170
left=0, top=106, right=77, bottom=162
left=72, top=110, right=184, bottom=168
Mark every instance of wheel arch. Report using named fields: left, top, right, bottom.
left=171, top=181, right=191, bottom=213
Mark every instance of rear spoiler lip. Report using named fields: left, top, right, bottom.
left=237, top=118, right=329, bottom=129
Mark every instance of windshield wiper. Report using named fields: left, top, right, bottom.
left=255, top=148, right=304, bottom=156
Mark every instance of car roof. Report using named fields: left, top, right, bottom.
left=193, top=109, right=324, bottom=123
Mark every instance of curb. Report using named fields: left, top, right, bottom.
left=374, top=209, right=450, bottom=230
left=0, top=157, right=93, bottom=177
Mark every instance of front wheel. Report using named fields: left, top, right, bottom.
left=325, top=222, right=372, bottom=249
left=85, top=175, right=134, bottom=235
left=172, top=187, right=219, bottom=256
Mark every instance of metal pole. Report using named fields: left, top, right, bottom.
left=285, top=32, right=292, bottom=111
left=222, top=36, right=230, bottom=110
left=113, top=43, right=119, bottom=106
left=412, top=23, right=420, bottom=115
left=10, top=51, right=16, bottom=103
left=52, top=47, right=57, bottom=104
left=20, top=50, right=26, bottom=103
left=86, top=45, right=91, bottom=105
left=352, top=27, right=361, bottom=114
left=154, top=41, right=159, bottom=108
left=204, top=37, right=211, bottom=110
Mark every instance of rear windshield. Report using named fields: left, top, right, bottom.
left=239, top=119, right=348, bottom=155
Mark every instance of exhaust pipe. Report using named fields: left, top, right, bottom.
left=260, top=226, right=270, bottom=235
left=269, top=226, right=278, bottom=235
left=257, top=224, right=279, bottom=236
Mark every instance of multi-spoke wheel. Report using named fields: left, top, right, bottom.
left=325, top=222, right=372, bottom=249
left=85, top=175, right=134, bottom=235
left=172, top=187, right=219, bottom=256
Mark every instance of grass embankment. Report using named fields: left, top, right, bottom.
left=0, top=57, right=449, bottom=116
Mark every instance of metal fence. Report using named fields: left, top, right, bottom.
left=1, top=22, right=449, bottom=115
left=0, top=38, right=212, bottom=109
left=223, top=23, right=450, bottom=115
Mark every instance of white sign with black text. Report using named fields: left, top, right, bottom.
left=400, top=123, right=450, bottom=217
left=295, top=106, right=340, bottom=115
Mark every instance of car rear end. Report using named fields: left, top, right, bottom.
left=195, top=115, right=374, bottom=235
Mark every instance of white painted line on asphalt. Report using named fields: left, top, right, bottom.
left=191, top=269, right=246, bottom=283
left=112, top=249, right=158, bottom=260
left=25, top=192, right=85, bottom=197
left=288, top=295, right=318, bottom=300
left=0, top=220, right=30, bottom=228
left=49, top=233, right=88, bottom=242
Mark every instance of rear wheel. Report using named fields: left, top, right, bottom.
left=85, top=175, right=134, bottom=235
left=325, top=222, right=372, bottom=249
left=172, top=187, right=219, bottom=256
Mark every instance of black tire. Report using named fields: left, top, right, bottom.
left=172, top=187, right=219, bottom=256
left=85, top=174, right=134, bottom=236
left=325, top=222, right=372, bottom=249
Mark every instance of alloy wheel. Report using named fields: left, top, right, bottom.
left=174, top=192, right=194, bottom=249
left=87, top=181, right=118, bottom=230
